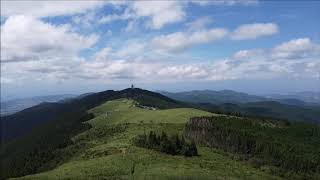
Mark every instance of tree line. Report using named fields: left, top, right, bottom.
left=185, top=116, right=320, bottom=178
left=135, top=131, right=198, bottom=157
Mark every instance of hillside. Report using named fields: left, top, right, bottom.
left=4, top=99, right=282, bottom=180
left=185, top=116, right=320, bottom=179
left=1, top=88, right=184, bottom=142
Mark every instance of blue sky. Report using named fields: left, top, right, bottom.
left=1, top=1, right=319, bottom=100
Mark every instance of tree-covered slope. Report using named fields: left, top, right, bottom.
left=185, top=116, right=320, bottom=179
left=196, top=101, right=320, bottom=125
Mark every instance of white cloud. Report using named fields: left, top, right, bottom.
left=1, top=1, right=107, bottom=17
left=272, top=38, right=320, bottom=59
left=131, top=1, right=186, bottom=29
left=305, top=62, right=320, bottom=78
left=157, top=65, right=208, bottom=79
left=150, top=22, right=279, bottom=54
left=123, top=20, right=140, bottom=33
left=1, top=15, right=98, bottom=62
left=98, top=2, right=185, bottom=29
left=191, top=0, right=258, bottom=6
left=114, top=42, right=146, bottom=58
left=97, top=1, right=258, bottom=30
left=1, top=1, right=318, bottom=87
left=72, top=11, right=97, bottom=28
left=227, top=38, right=320, bottom=79
left=233, top=50, right=252, bottom=59
left=99, top=9, right=132, bottom=24
left=152, top=28, right=228, bottom=53
left=232, top=49, right=265, bottom=59
left=231, top=23, right=279, bottom=40
left=232, top=38, right=320, bottom=61
left=2, top=38, right=319, bottom=86
left=186, top=16, right=213, bottom=30
left=93, top=47, right=112, bottom=61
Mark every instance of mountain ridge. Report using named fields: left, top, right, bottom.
left=0, top=88, right=184, bottom=142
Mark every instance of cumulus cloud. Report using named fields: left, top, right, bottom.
left=124, top=20, right=140, bottom=33
left=97, top=1, right=259, bottom=30
left=0, top=1, right=108, bottom=17
left=150, top=22, right=279, bottom=54
left=272, top=38, right=320, bottom=59
left=98, top=1, right=186, bottom=29
left=3, top=38, right=318, bottom=86
left=231, top=23, right=279, bottom=40
left=305, top=61, right=320, bottom=78
left=232, top=38, right=320, bottom=61
left=192, top=0, right=258, bottom=6
left=93, top=47, right=112, bottom=61
left=232, top=49, right=264, bottom=59
left=186, top=16, right=213, bottom=30
left=1, top=15, right=98, bottom=62
left=157, top=65, right=209, bottom=79
left=114, top=42, right=146, bottom=58
left=1, top=1, right=318, bottom=88
left=97, top=1, right=186, bottom=30
left=131, top=1, right=186, bottom=29
left=151, top=28, right=228, bottom=53
left=227, top=38, right=320, bottom=79
left=99, top=9, right=132, bottom=24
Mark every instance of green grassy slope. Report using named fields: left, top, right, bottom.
left=14, top=99, right=281, bottom=180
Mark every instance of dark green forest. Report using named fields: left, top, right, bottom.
left=135, top=131, right=198, bottom=157
left=185, top=116, right=320, bottom=179
left=0, top=112, right=93, bottom=179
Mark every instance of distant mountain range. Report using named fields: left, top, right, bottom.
left=265, top=91, right=320, bottom=104
left=160, top=90, right=320, bottom=125
left=3, top=90, right=318, bottom=117
left=160, top=90, right=320, bottom=106
left=160, top=90, right=267, bottom=104
left=0, top=94, right=76, bottom=116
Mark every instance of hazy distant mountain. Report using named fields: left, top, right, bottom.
left=160, top=90, right=268, bottom=104
left=0, top=94, right=76, bottom=116
left=161, top=90, right=320, bottom=107
left=160, top=90, right=320, bottom=125
left=266, top=91, right=320, bottom=104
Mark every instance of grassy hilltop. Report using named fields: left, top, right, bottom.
left=13, top=99, right=280, bottom=180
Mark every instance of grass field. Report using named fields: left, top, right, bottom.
left=14, top=99, right=282, bottom=180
